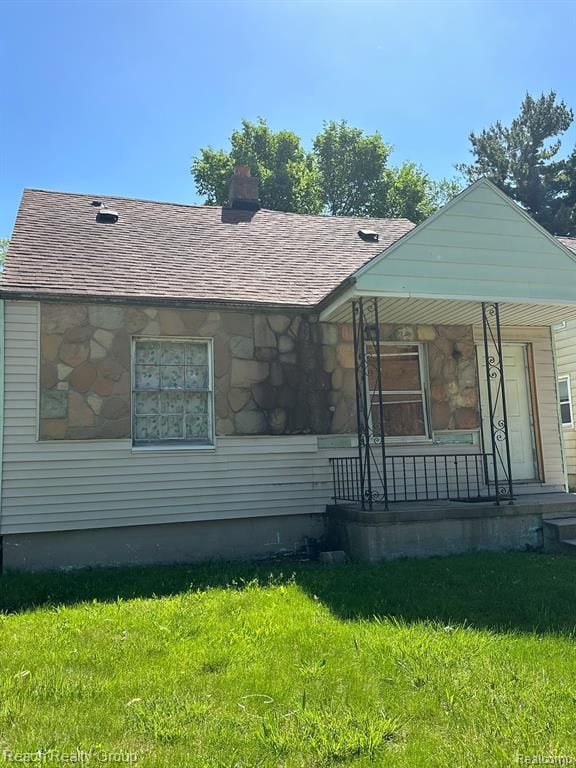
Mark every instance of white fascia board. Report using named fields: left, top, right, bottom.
left=319, top=286, right=358, bottom=322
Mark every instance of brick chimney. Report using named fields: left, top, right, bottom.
left=228, top=165, right=260, bottom=211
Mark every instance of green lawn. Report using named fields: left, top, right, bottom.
left=1, top=553, right=576, bottom=767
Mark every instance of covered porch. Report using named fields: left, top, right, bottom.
left=317, top=179, right=576, bottom=557
left=323, top=294, right=576, bottom=511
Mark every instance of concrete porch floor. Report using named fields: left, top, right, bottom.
left=326, top=493, right=576, bottom=561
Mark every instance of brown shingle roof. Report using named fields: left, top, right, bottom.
left=559, top=236, right=576, bottom=253
left=1, top=189, right=415, bottom=308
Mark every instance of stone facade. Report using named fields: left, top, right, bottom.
left=39, top=301, right=480, bottom=440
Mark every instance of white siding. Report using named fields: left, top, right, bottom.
left=1, top=301, right=346, bottom=535
left=1, top=302, right=566, bottom=536
left=555, top=321, right=576, bottom=484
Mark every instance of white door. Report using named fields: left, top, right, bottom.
left=478, top=344, right=537, bottom=481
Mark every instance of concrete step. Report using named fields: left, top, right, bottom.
left=557, top=539, right=576, bottom=556
left=543, top=518, right=576, bottom=553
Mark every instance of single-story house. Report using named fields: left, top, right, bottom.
left=2, top=169, right=576, bottom=570
left=554, top=236, right=576, bottom=491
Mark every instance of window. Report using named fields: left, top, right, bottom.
left=367, top=344, right=429, bottom=438
left=132, top=338, right=214, bottom=447
left=559, top=375, right=573, bottom=427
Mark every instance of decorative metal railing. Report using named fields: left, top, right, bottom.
left=349, top=296, right=515, bottom=510
left=330, top=453, right=497, bottom=504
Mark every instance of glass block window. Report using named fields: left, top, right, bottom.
left=367, top=344, right=429, bottom=438
left=132, top=339, right=213, bottom=446
left=559, top=376, right=573, bottom=427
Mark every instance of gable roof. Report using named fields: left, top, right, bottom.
left=348, top=178, right=576, bottom=306
left=0, top=189, right=414, bottom=308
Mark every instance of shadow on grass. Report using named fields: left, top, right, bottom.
left=1, top=551, right=576, bottom=635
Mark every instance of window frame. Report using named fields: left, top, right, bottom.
left=558, top=374, right=574, bottom=429
left=130, top=336, right=215, bottom=450
left=366, top=341, right=431, bottom=441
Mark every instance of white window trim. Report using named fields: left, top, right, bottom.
left=559, top=374, right=574, bottom=429
left=131, top=336, right=216, bottom=450
left=366, top=342, right=431, bottom=442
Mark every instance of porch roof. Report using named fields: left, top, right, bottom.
left=319, top=179, right=576, bottom=326
left=319, top=294, right=576, bottom=326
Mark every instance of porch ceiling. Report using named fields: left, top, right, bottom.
left=321, top=294, right=576, bottom=326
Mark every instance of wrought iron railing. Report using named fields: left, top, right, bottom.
left=330, top=453, right=497, bottom=505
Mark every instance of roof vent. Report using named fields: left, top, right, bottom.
left=228, top=165, right=260, bottom=211
left=358, top=229, right=379, bottom=242
left=96, top=206, right=119, bottom=224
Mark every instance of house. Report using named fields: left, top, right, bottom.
left=1, top=169, right=576, bottom=570
left=554, top=236, right=576, bottom=491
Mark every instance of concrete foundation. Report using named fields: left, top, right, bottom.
left=1, top=514, right=325, bottom=572
left=327, top=494, right=576, bottom=561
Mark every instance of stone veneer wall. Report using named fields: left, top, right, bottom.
left=38, top=302, right=479, bottom=440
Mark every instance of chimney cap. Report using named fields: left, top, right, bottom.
left=233, top=164, right=252, bottom=178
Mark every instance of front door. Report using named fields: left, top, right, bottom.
left=478, top=343, right=537, bottom=481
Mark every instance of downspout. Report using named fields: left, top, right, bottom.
left=0, top=300, right=4, bottom=573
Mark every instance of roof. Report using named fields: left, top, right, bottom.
left=1, top=189, right=415, bottom=308
left=558, top=236, right=576, bottom=253
left=321, top=178, right=576, bottom=327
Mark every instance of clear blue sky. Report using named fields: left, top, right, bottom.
left=1, top=0, right=575, bottom=238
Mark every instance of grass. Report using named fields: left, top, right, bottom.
left=1, top=552, right=576, bottom=766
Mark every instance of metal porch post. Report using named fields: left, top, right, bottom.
left=372, top=298, right=389, bottom=510
left=481, top=302, right=514, bottom=504
left=352, top=300, right=366, bottom=510
left=352, top=298, right=373, bottom=510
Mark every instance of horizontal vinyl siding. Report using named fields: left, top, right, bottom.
left=1, top=301, right=344, bottom=534
left=555, top=321, right=576, bottom=480
left=2, top=302, right=566, bottom=536
left=473, top=325, right=565, bottom=487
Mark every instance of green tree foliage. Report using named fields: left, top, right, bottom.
left=556, top=147, right=576, bottom=236
left=312, top=120, right=391, bottom=216
left=191, top=119, right=459, bottom=223
left=192, top=119, right=321, bottom=214
left=457, top=92, right=575, bottom=235
left=0, top=238, right=8, bottom=265
left=373, top=163, right=461, bottom=223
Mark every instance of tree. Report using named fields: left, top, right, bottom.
left=371, top=163, right=461, bottom=223
left=312, top=120, right=391, bottom=216
left=457, top=91, right=575, bottom=235
left=556, top=146, right=576, bottom=236
left=312, top=122, right=461, bottom=222
left=191, top=119, right=459, bottom=222
left=0, top=238, right=8, bottom=265
left=192, top=119, right=322, bottom=214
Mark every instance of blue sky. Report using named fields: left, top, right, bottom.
left=1, top=0, right=574, bottom=238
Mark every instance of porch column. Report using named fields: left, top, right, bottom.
left=371, top=297, right=389, bottom=510
left=351, top=297, right=389, bottom=511
left=481, top=302, right=514, bottom=504
left=352, top=298, right=371, bottom=510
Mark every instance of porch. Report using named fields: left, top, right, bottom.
left=317, top=179, right=576, bottom=558
left=326, top=492, right=576, bottom=561
left=323, top=294, right=574, bottom=512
